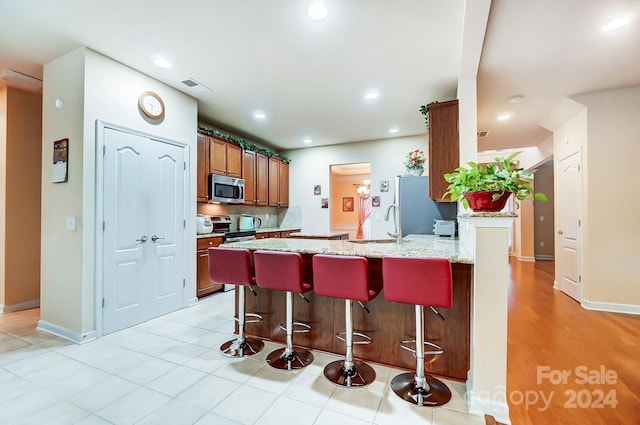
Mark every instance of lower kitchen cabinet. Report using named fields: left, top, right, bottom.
left=196, top=236, right=224, bottom=298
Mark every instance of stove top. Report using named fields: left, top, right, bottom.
left=210, top=215, right=256, bottom=241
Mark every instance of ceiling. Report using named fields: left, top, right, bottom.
left=1, top=0, right=639, bottom=153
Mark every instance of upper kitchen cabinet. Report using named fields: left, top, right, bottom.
left=268, top=157, right=289, bottom=207
left=197, top=133, right=210, bottom=202
left=427, top=99, right=459, bottom=202
left=243, top=150, right=269, bottom=206
left=209, top=136, right=242, bottom=178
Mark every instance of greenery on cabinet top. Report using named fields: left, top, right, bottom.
left=198, top=125, right=291, bottom=163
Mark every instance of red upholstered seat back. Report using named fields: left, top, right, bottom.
left=382, top=256, right=452, bottom=308
left=208, top=247, right=255, bottom=286
left=254, top=250, right=312, bottom=294
left=312, top=254, right=379, bottom=302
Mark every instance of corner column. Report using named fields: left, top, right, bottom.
left=458, top=214, right=514, bottom=424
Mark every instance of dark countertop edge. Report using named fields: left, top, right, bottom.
left=196, top=232, right=225, bottom=239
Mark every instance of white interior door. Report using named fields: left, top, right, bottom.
left=102, top=127, right=186, bottom=334
left=557, top=150, right=582, bottom=301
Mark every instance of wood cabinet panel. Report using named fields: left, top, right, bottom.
left=242, top=150, right=256, bottom=206
left=225, top=143, right=242, bottom=177
left=209, top=138, right=227, bottom=175
left=255, top=152, right=269, bottom=206
left=268, top=157, right=289, bottom=207
left=197, top=134, right=209, bottom=202
left=428, top=99, right=459, bottom=202
left=196, top=236, right=224, bottom=298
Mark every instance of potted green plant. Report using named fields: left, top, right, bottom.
left=442, top=152, right=548, bottom=212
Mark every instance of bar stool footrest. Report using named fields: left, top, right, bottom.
left=277, top=321, right=311, bottom=334
left=400, top=339, right=444, bottom=359
left=235, top=312, right=263, bottom=324
left=336, top=331, right=372, bottom=345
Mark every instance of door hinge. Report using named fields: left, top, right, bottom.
left=183, top=219, right=186, bottom=228
left=103, top=221, right=106, bottom=231
left=578, top=164, right=581, bottom=171
left=102, top=298, right=105, bottom=308
left=183, top=278, right=186, bottom=288
left=103, top=145, right=106, bottom=156
left=183, top=161, right=186, bottom=171
left=578, top=219, right=581, bottom=227
left=579, top=275, right=582, bottom=283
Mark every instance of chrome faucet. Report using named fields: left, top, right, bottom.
left=384, top=203, right=402, bottom=244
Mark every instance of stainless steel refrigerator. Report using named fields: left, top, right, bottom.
left=398, top=175, right=457, bottom=236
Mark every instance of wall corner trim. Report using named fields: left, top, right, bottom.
left=0, top=299, right=40, bottom=314
left=466, top=375, right=512, bottom=424
left=37, top=320, right=97, bottom=344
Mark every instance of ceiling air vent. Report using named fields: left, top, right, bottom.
left=181, top=78, right=212, bottom=93
left=477, top=130, right=490, bottom=138
left=181, top=79, right=198, bottom=87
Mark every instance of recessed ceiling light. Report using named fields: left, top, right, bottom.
left=509, top=95, right=524, bottom=103
left=253, top=111, right=267, bottom=120
left=303, top=138, right=313, bottom=144
left=364, top=90, right=379, bottom=100
left=153, top=57, right=172, bottom=68
left=602, top=16, right=631, bottom=32
left=497, top=114, right=512, bottom=121
left=308, top=3, right=328, bottom=20
left=388, top=127, right=399, bottom=134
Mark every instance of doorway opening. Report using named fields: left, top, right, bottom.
left=533, top=158, right=555, bottom=261
left=330, top=163, right=371, bottom=240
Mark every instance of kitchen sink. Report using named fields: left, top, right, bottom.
left=348, top=239, right=396, bottom=244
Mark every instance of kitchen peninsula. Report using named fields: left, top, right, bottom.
left=221, top=235, right=473, bottom=380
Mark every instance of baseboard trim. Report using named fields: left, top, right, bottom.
left=0, top=299, right=40, bottom=313
left=187, top=297, right=198, bottom=306
left=553, top=280, right=560, bottom=290
left=534, top=255, right=554, bottom=261
left=37, top=320, right=97, bottom=344
left=516, top=256, right=535, bottom=262
left=466, top=375, right=511, bottom=424
left=581, top=299, right=640, bottom=316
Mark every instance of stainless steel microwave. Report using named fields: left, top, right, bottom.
left=208, top=174, right=245, bottom=204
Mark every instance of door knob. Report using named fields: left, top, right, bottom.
left=151, top=235, right=165, bottom=242
left=557, top=230, right=563, bottom=235
left=136, top=236, right=148, bottom=243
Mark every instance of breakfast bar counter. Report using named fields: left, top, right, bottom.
left=221, top=235, right=473, bottom=380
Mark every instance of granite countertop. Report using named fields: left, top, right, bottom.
left=222, top=234, right=473, bottom=264
left=288, top=231, right=350, bottom=238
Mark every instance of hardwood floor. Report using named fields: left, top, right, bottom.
left=507, top=259, right=640, bottom=424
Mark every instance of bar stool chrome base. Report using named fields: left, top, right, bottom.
left=390, top=372, right=452, bottom=406
left=220, top=338, right=265, bottom=358
left=324, top=359, right=376, bottom=387
left=266, top=347, right=314, bottom=370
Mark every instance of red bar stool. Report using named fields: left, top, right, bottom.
left=208, top=247, right=264, bottom=357
left=253, top=250, right=314, bottom=370
left=312, top=254, right=381, bottom=387
left=382, top=256, right=453, bottom=406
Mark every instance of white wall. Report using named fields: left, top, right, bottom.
left=41, top=47, right=198, bottom=338
left=283, top=135, right=426, bottom=239
left=572, top=85, right=640, bottom=308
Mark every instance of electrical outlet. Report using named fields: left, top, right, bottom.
left=66, top=217, right=76, bottom=231
left=540, top=241, right=545, bottom=247
left=375, top=214, right=381, bottom=221
left=539, top=216, right=544, bottom=222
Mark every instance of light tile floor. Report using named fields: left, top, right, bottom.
left=0, top=291, right=485, bottom=425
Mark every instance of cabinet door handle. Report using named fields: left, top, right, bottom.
left=151, top=235, right=165, bottom=242
left=136, top=236, right=148, bottom=243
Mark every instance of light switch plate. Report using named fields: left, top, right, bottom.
left=66, top=217, right=76, bottom=231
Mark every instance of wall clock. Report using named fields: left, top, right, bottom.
left=138, top=91, right=165, bottom=119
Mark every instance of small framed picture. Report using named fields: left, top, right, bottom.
left=372, top=196, right=380, bottom=207
left=380, top=180, right=389, bottom=192
left=321, top=198, right=329, bottom=208
left=342, top=196, right=354, bottom=212
left=314, top=184, right=321, bottom=195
